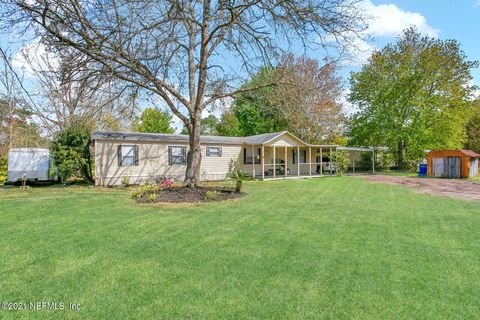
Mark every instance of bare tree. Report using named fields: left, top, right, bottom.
left=2, top=0, right=366, bottom=187
left=0, top=48, right=47, bottom=157
left=17, top=44, right=138, bottom=132
left=272, top=55, right=345, bottom=143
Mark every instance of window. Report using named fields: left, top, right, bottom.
left=206, top=147, right=222, bottom=157
left=244, top=148, right=261, bottom=164
left=299, top=150, right=307, bottom=163
left=292, top=149, right=307, bottom=164
left=168, top=146, right=186, bottom=165
left=117, top=145, right=138, bottom=166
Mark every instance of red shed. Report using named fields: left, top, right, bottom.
left=426, top=150, right=480, bottom=178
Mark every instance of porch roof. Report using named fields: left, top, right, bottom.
left=244, top=131, right=337, bottom=148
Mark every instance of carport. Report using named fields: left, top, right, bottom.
left=426, top=150, right=480, bottom=178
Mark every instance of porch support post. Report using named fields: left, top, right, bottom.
left=309, top=147, right=312, bottom=176
left=372, top=149, right=375, bottom=173
left=297, top=146, right=300, bottom=176
left=284, top=146, right=287, bottom=177
left=251, top=145, right=255, bottom=178
left=261, top=145, right=265, bottom=179
left=320, top=148, right=323, bottom=175
left=353, top=160, right=355, bottom=174
left=330, top=148, right=333, bottom=175
left=273, top=146, right=276, bottom=178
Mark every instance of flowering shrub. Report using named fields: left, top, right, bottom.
left=159, top=177, right=175, bottom=190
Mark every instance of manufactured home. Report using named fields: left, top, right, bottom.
left=92, top=131, right=349, bottom=186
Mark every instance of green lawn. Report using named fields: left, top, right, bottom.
left=1, top=177, right=480, bottom=319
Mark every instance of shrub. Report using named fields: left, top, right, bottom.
left=0, top=158, right=6, bottom=184
left=333, top=151, right=349, bottom=175
left=159, top=177, right=175, bottom=190
left=121, top=176, right=130, bottom=188
left=130, top=183, right=159, bottom=200
left=205, top=190, right=220, bottom=200
left=50, top=125, right=93, bottom=182
left=227, top=167, right=251, bottom=193
left=147, top=193, right=157, bottom=202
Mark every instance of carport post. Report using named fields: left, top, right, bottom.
left=261, top=145, right=265, bottom=179
left=309, top=147, right=312, bottom=176
left=273, top=146, right=276, bottom=178
left=251, top=145, right=255, bottom=178
left=297, top=146, right=300, bottom=176
left=320, top=148, right=323, bottom=175
left=372, top=149, right=375, bottom=173
left=329, top=148, right=332, bottom=175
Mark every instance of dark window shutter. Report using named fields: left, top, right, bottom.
left=168, top=146, right=172, bottom=165
left=243, top=148, right=247, bottom=164
left=218, top=147, right=222, bottom=157
left=134, top=145, right=139, bottom=166
left=117, top=145, right=122, bottom=166
left=206, top=147, right=210, bottom=156
left=182, top=147, right=187, bottom=165
left=292, top=149, right=296, bottom=164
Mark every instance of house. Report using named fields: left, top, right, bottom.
left=92, top=130, right=340, bottom=186
left=426, top=150, right=480, bottom=178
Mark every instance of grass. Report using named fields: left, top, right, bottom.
left=1, top=177, right=480, bottom=319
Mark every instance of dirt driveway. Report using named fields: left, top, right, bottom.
left=357, top=174, right=480, bottom=202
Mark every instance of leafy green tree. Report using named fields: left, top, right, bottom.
left=50, top=125, right=93, bottom=182
left=232, top=68, right=287, bottom=136
left=465, top=100, right=480, bottom=153
left=132, top=108, right=174, bottom=134
left=216, top=110, right=242, bottom=136
left=200, top=115, right=219, bottom=135
left=181, top=114, right=219, bottom=135
left=349, top=28, right=478, bottom=169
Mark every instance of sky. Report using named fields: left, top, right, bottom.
left=1, top=0, right=480, bottom=130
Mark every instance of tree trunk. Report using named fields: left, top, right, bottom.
left=183, top=116, right=202, bottom=188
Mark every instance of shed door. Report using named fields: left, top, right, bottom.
left=471, top=159, right=479, bottom=177
left=444, top=157, right=460, bottom=179
left=433, top=158, right=444, bottom=177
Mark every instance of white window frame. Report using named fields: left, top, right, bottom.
left=169, top=146, right=186, bottom=165
left=206, top=147, right=222, bottom=157
left=119, top=145, right=136, bottom=167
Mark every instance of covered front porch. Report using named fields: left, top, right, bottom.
left=239, top=131, right=337, bottom=180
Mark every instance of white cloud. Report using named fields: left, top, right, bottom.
left=474, top=0, right=480, bottom=7
left=12, top=41, right=59, bottom=77
left=344, top=1, right=439, bottom=66
left=361, top=1, right=439, bottom=38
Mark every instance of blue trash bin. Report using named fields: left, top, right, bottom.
left=419, top=164, right=427, bottom=176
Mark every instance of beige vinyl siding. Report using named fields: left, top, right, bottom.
left=200, top=145, right=242, bottom=181
left=94, top=139, right=242, bottom=186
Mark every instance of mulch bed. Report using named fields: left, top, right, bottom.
left=137, top=186, right=243, bottom=203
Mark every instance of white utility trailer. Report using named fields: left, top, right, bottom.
left=7, top=148, right=51, bottom=182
